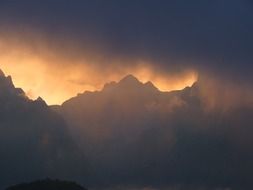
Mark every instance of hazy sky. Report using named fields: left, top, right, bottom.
left=0, top=0, right=252, bottom=104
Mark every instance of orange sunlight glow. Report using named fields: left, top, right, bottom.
left=129, top=65, right=197, bottom=92
left=0, top=34, right=198, bottom=105
left=1, top=61, right=197, bottom=105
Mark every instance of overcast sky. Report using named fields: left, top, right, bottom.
left=0, top=0, right=252, bottom=82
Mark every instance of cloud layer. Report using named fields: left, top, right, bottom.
left=0, top=0, right=252, bottom=104
left=0, top=31, right=197, bottom=104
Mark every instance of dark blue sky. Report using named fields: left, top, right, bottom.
left=0, top=0, right=252, bottom=81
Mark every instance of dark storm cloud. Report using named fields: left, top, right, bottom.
left=0, top=0, right=252, bottom=80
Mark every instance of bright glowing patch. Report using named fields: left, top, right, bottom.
left=1, top=61, right=197, bottom=105
left=0, top=34, right=198, bottom=105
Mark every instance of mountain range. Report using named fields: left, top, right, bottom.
left=1, top=69, right=253, bottom=190
left=0, top=70, right=84, bottom=189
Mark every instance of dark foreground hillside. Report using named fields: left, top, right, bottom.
left=5, top=179, right=88, bottom=190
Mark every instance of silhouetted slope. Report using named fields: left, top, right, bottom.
left=6, top=179, right=87, bottom=190
left=0, top=70, right=84, bottom=189
left=60, top=75, right=186, bottom=143
left=1, top=69, right=253, bottom=189
left=60, top=75, right=200, bottom=137
left=56, top=75, right=253, bottom=189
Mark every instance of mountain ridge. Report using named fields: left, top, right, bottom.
left=61, top=74, right=197, bottom=107
left=1, top=68, right=253, bottom=189
left=0, top=69, right=83, bottom=189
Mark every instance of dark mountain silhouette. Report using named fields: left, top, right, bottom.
left=6, top=179, right=87, bottom=190
left=103, top=74, right=158, bottom=92
left=54, top=74, right=253, bottom=189
left=0, top=70, right=84, bottom=189
left=1, top=69, right=253, bottom=190
left=59, top=74, right=186, bottom=145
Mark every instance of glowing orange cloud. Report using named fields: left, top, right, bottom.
left=0, top=33, right=198, bottom=105
left=1, top=61, right=197, bottom=105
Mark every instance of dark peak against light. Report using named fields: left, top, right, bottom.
left=0, top=69, right=5, bottom=77
left=0, top=71, right=25, bottom=98
left=119, top=74, right=140, bottom=84
left=102, top=74, right=159, bottom=93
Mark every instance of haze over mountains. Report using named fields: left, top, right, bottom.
left=1, top=69, right=253, bottom=190
left=0, top=70, right=84, bottom=189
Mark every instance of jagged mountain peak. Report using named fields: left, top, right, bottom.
left=0, top=74, right=15, bottom=91
left=0, top=69, right=26, bottom=98
left=34, top=96, right=48, bottom=106
left=0, top=69, right=5, bottom=77
left=119, top=74, right=140, bottom=84
left=103, top=74, right=159, bottom=93
left=144, top=81, right=158, bottom=90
